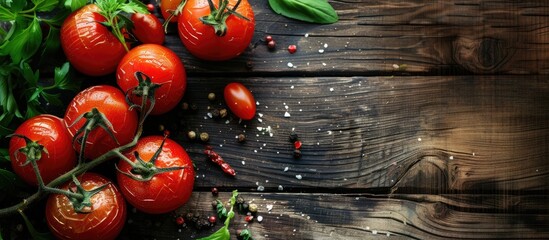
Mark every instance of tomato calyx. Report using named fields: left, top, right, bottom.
left=126, top=72, right=162, bottom=123
left=162, top=0, right=187, bottom=33
left=65, top=175, right=108, bottom=213
left=116, top=134, right=186, bottom=181
left=7, top=134, right=50, bottom=188
left=68, top=108, right=119, bottom=164
left=95, top=0, right=150, bottom=51
left=200, top=0, right=250, bottom=37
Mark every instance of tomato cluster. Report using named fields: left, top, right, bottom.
left=6, top=0, right=259, bottom=239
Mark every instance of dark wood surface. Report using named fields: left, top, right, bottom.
left=4, top=0, right=549, bottom=239
left=120, top=0, right=549, bottom=239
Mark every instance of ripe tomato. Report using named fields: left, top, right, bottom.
left=116, top=136, right=195, bottom=214
left=178, top=0, right=255, bottom=61
left=60, top=4, right=128, bottom=76
left=9, top=115, right=76, bottom=186
left=117, top=44, right=186, bottom=115
left=160, top=0, right=183, bottom=23
left=46, top=173, right=126, bottom=240
left=64, top=85, right=138, bottom=160
left=224, top=82, right=256, bottom=120
left=131, top=13, right=165, bottom=45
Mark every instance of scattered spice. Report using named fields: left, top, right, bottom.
left=181, top=102, right=189, bottom=110
left=265, top=35, right=273, bottom=42
left=204, top=146, right=236, bottom=176
left=288, top=44, right=297, bottom=54
left=200, top=132, right=209, bottom=142
left=146, top=3, right=155, bottom=12
left=294, top=140, right=302, bottom=149
left=211, top=187, right=219, bottom=196
left=257, top=215, right=263, bottom=223
left=244, top=215, right=254, bottom=222
left=187, top=131, right=197, bottom=140
left=208, top=92, right=216, bottom=101
left=267, top=40, right=276, bottom=50
left=237, top=133, right=246, bottom=143
left=293, top=149, right=302, bottom=159
left=248, top=203, right=258, bottom=213
left=208, top=215, right=217, bottom=224
left=175, top=216, right=185, bottom=226
left=219, top=108, right=228, bottom=118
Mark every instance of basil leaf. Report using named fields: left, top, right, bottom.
left=268, top=0, right=338, bottom=24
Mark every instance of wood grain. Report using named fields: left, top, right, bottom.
left=121, top=192, right=549, bottom=239
left=162, top=0, right=549, bottom=75
left=142, top=75, right=549, bottom=193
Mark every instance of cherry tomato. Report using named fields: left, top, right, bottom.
left=117, top=44, right=187, bottom=115
left=64, top=85, right=138, bottom=160
left=178, top=0, right=255, bottom=61
left=9, top=115, right=76, bottom=186
left=224, top=82, right=256, bottom=120
left=131, top=13, right=165, bottom=45
left=116, top=136, right=195, bottom=214
left=46, top=173, right=126, bottom=240
left=160, top=0, right=183, bottom=23
left=60, top=4, right=128, bottom=76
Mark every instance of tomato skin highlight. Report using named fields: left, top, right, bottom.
left=60, top=4, right=127, bottom=76
left=224, top=82, right=256, bottom=120
left=9, top=115, right=76, bottom=186
left=64, top=85, right=138, bottom=160
left=116, top=136, right=195, bottom=214
left=46, top=173, right=126, bottom=240
left=131, top=13, right=165, bottom=45
left=177, top=0, right=255, bottom=61
left=117, top=44, right=187, bottom=115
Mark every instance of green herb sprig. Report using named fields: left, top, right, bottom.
left=268, top=0, right=338, bottom=24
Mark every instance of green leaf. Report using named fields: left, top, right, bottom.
left=19, top=62, right=39, bottom=85
left=33, top=0, right=58, bottom=12
left=53, top=62, right=77, bottom=91
left=28, top=87, right=43, bottom=102
left=19, top=211, right=55, bottom=240
left=119, top=0, right=148, bottom=14
left=0, top=18, right=42, bottom=63
left=0, top=169, right=17, bottom=191
left=39, top=27, right=60, bottom=62
left=25, top=100, right=41, bottom=119
left=0, top=4, right=16, bottom=21
left=64, top=0, right=86, bottom=11
left=268, top=0, right=338, bottom=24
left=40, top=92, right=62, bottom=106
left=9, top=0, right=27, bottom=12
left=0, top=148, right=9, bottom=163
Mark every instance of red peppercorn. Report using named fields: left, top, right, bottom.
left=208, top=216, right=217, bottom=224
left=265, top=35, right=273, bottom=42
left=288, top=44, right=297, bottom=54
left=267, top=40, right=276, bottom=50
left=245, top=215, right=254, bottom=222
left=294, top=140, right=302, bottom=150
left=175, top=216, right=185, bottom=225
left=211, top=187, right=219, bottom=196
left=146, top=3, right=155, bottom=12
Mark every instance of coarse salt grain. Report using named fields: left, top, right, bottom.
left=318, top=49, right=325, bottom=53
left=284, top=167, right=289, bottom=172
left=284, top=112, right=291, bottom=117
left=296, top=174, right=302, bottom=180
left=287, top=62, right=294, bottom=68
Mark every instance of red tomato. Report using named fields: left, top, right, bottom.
left=131, top=13, right=165, bottom=45
left=178, top=0, right=255, bottom=61
left=9, top=115, right=76, bottom=186
left=160, top=0, right=183, bottom=23
left=117, top=44, right=186, bottom=115
left=64, top=85, right=138, bottom=160
left=116, top=136, right=195, bottom=214
left=46, top=173, right=126, bottom=240
left=60, top=4, right=128, bottom=76
left=224, top=82, right=256, bottom=120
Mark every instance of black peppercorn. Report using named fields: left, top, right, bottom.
left=237, top=133, right=246, bottom=143
left=293, top=149, right=302, bottom=159
left=289, top=131, right=299, bottom=143
left=211, top=108, right=220, bottom=118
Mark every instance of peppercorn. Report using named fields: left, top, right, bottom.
left=293, top=149, right=302, bottom=159
left=200, top=132, right=209, bottom=142
left=294, top=140, right=302, bottom=150
left=248, top=203, right=258, bottom=213
left=175, top=216, right=185, bottom=226
left=196, top=218, right=210, bottom=230
left=187, top=130, right=197, bottom=140
left=219, top=108, right=228, bottom=118
left=288, top=44, right=297, bottom=54
left=289, top=131, right=299, bottom=143
left=246, top=61, right=254, bottom=69
left=181, top=102, right=189, bottom=110
left=146, top=3, right=155, bottom=12
left=211, top=108, right=220, bottom=118
left=190, top=103, right=198, bottom=111
left=267, top=40, right=276, bottom=50
left=212, top=200, right=219, bottom=208
left=265, top=35, right=273, bottom=42
left=237, top=133, right=246, bottom=143
left=236, top=196, right=245, bottom=205
left=244, top=215, right=254, bottom=222
left=208, top=216, right=217, bottom=224
left=208, top=92, right=216, bottom=101
left=211, top=187, right=219, bottom=196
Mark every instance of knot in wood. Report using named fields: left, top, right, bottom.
left=452, top=37, right=515, bottom=73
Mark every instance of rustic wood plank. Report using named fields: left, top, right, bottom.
left=141, top=75, right=549, bottom=193
left=162, top=0, right=549, bottom=75
left=120, top=192, right=549, bottom=239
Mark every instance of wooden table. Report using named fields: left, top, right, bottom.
left=4, top=0, right=549, bottom=239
